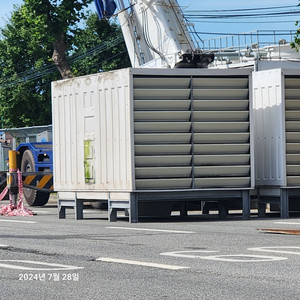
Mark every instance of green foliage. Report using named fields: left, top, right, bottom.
left=0, top=4, right=58, bottom=127
left=291, top=21, right=300, bottom=51
left=0, top=2, right=130, bottom=128
left=72, top=13, right=130, bottom=75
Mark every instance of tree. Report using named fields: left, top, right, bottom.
left=22, top=0, right=94, bottom=79
left=0, top=3, right=130, bottom=127
left=0, top=5, right=58, bottom=127
left=292, top=21, right=300, bottom=51
left=72, top=12, right=130, bottom=75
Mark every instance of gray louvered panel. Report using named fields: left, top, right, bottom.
left=134, top=100, right=191, bottom=111
left=285, top=78, right=300, bottom=187
left=286, top=121, right=300, bottom=132
left=134, top=89, right=190, bottom=100
left=287, top=176, right=300, bottom=186
left=135, top=178, right=192, bottom=189
left=135, top=122, right=191, bottom=133
left=194, top=177, right=251, bottom=188
left=193, top=100, right=248, bottom=111
left=286, top=165, right=300, bottom=175
left=135, top=133, right=191, bottom=144
left=286, top=143, right=300, bottom=154
left=285, top=100, right=300, bottom=110
left=133, top=74, right=251, bottom=190
left=194, top=144, right=250, bottom=154
left=135, top=167, right=192, bottom=178
left=193, top=78, right=248, bottom=88
left=193, top=89, right=248, bottom=100
left=135, top=155, right=192, bottom=167
left=194, top=154, right=250, bottom=166
left=285, top=89, right=300, bottom=99
left=133, top=77, right=190, bottom=89
left=194, top=111, right=249, bottom=122
left=286, top=132, right=300, bottom=143
left=194, top=166, right=250, bottom=177
left=286, top=154, right=300, bottom=164
left=135, top=111, right=191, bottom=121
left=194, top=122, right=249, bottom=133
left=285, top=111, right=300, bottom=121
left=135, top=145, right=191, bottom=155
left=285, top=78, right=300, bottom=88
left=194, top=133, right=249, bottom=144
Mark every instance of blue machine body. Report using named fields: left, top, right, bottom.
left=17, top=142, right=53, bottom=172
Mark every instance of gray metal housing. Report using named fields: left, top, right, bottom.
left=51, top=68, right=254, bottom=221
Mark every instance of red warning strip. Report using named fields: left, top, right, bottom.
left=258, top=229, right=300, bottom=236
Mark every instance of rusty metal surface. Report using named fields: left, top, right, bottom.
left=259, top=229, right=300, bottom=235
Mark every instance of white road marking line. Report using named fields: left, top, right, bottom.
left=96, top=257, right=189, bottom=270
left=199, top=254, right=287, bottom=263
left=249, top=246, right=300, bottom=256
left=0, top=219, right=37, bottom=224
left=160, top=250, right=219, bottom=259
left=274, top=222, right=300, bottom=225
left=160, top=251, right=287, bottom=262
left=106, top=226, right=195, bottom=234
left=0, top=260, right=84, bottom=271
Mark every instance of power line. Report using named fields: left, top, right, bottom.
left=184, top=11, right=300, bottom=19
left=184, top=5, right=297, bottom=13
left=190, top=20, right=298, bottom=24
left=0, top=37, right=125, bottom=89
left=194, top=30, right=295, bottom=36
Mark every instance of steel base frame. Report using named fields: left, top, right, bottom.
left=108, top=189, right=251, bottom=223
left=256, top=188, right=300, bottom=218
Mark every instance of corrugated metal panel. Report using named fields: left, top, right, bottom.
left=52, top=69, right=133, bottom=192
left=252, top=69, right=286, bottom=186
left=133, top=74, right=252, bottom=190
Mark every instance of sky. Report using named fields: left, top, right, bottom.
left=1, top=0, right=299, bottom=42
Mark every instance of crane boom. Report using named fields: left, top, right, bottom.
left=95, top=0, right=214, bottom=68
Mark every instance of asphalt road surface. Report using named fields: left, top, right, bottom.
left=0, top=200, right=299, bottom=300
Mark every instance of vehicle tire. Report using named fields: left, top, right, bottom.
left=20, top=150, right=50, bottom=206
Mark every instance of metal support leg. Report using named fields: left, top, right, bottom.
left=218, top=201, right=227, bottom=220
left=280, top=189, right=289, bottom=219
left=258, top=203, right=266, bottom=218
left=202, top=202, right=209, bottom=215
left=129, top=194, right=138, bottom=223
left=109, top=208, right=117, bottom=222
left=242, top=190, right=250, bottom=220
left=58, top=206, right=66, bottom=219
left=75, top=198, right=83, bottom=220
left=180, top=202, right=188, bottom=217
left=257, top=189, right=266, bottom=217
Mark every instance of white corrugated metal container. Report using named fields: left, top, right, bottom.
left=253, top=68, right=300, bottom=217
left=253, top=68, right=300, bottom=188
left=52, top=68, right=254, bottom=221
left=52, top=69, right=133, bottom=192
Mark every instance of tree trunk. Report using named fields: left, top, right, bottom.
left=52, top=33, right=73, bottom=79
